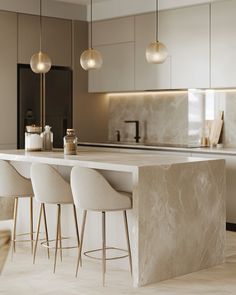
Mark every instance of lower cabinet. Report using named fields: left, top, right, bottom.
left=192, top=152, right=236, bottom=224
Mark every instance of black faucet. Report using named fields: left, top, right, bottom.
left=124, top=120, right=141, bottom=143
left=116, top=130, right=120, bottom=142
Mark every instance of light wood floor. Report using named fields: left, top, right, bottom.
left=0, top=231, right=236, bottom=295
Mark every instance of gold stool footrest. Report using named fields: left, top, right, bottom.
left=84, top=247, right=129, bottom=261
left=41, top=237, right=79, bottom=250
left=12, top=231, right=37, bottom=243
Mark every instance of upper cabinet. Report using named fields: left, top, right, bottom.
left=135, top=13, right=171, bottom=90
left=18, top=14, right=72, bottom=67
left=211, top=0, right=236, bottom=88
left=160, top=4, right=210, bottom=89
left=89, top=17, right=135, bottom=92
left=89, top=4, right=210, bottom=92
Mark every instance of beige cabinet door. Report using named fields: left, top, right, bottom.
left=42, top=17, right=72, bottom=67
left=135, top=12, right=171, bottom=90
left=89, top=42, right=135, bottom=92
left=0, top=11, right=17, bottom=147
left=92, top=16, right=134, bottom=46
left=88, top=16, right=135, bottom=92
left=18, top=14, right=72, bottom=67
left=161, top=4, right=210, bottom=89
left=211, top=0, right=236, bottom=88
left=18, top=14, right=40, bottom=65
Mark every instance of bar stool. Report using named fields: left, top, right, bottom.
left=71, top=166, right=132, bottom=286
left=0, top=160, right=36, bottom=255
left=31, top=163, right=80, bottom=273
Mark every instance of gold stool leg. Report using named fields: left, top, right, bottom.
left=12, top=197, right=18, bottom=256
left=102, top=211, right=106, bottom=286
left=75, top=210, right=87, bottom=277
left=30, top=197, right=34, bottom=254
left=73, top=205, right=81, bottom=266
left=123, top=211, right=132, bottom=276
left=33, top=203, right=43, bottom=264
left=53, top=204, right=61, bottom=274
left=58, top=211, right=63, bottom=262
left=42, top=204, right=50, bottom=259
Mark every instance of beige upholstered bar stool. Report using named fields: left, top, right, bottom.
left=0, top=160, right=35, bottom=255
left=71, top=166, right=132, bottom=286
left=31, top=163, right=80, bottom=273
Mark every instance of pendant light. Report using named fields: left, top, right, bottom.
left=146, top=0, right=168, bottom=64
left=80, top=0, right=103, bottom=70
left=30, top=0, right=52, bottom=74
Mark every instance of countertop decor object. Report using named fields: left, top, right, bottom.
left=80, top=0, right=103, bottom=70
left=30, top=0, right=52, bottom=74
left=25, top=125, right=43, bottom=151
left=41, top=125, right=53, bottom=151
left=146, top=0, right=168, bottom=64
left=209, top=111, right=224, bottom=146
left=63, top=129, right=77, bottom=155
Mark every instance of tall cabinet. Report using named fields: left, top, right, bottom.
left=0, top=11, right=17, bottom=149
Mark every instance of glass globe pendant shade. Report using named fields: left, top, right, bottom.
left=146, top=41, right=168, bottom=64
left=30, top=51, right=52, bottom=74
left=80, top=48, right=103, bottom=70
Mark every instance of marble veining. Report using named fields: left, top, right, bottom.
left=108, top=93, right=189, bottom=145
left=108, top=90, right=236, bottom=148
left=136, top=159, right=225, bottom=285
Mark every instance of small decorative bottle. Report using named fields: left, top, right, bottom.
left=63, top=129, right=77, bottom=155
left=41, top=125, right=53, bottom=151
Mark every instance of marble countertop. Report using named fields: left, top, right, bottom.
left=0, top=149, right=217, bottom=173
left=78, top=141, right=236, bottom=155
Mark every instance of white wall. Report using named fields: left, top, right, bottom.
left=0, top=0, right=87, bottom=20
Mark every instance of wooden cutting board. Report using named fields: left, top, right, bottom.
left=209, top=119, right=223, bottom=145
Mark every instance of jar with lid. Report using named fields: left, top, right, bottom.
left=41, top=125, right=53, bottom=151
left=63, top=129, right=77, bottom=155
left=25, top=125, right=43, bottom=151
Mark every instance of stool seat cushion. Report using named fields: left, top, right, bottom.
left=0, top=160, right=33, bottom=198
left=71, top=166, right=132, bottom=212
left=31, top=163, right=73, bottom=204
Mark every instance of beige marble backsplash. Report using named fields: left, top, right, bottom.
left=108, top=92, right=189, bottom=145
left=108, top=90, right=236, bottom=147
left=221, top=91, right=236, bottom=147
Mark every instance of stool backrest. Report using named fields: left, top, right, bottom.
left=71, top=166, right=130, bottom=211
left=31, top=163, right=73, bottom=204
left=0, top=160, right=33, bottom=197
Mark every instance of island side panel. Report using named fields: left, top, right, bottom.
left=136, top=159, right=226, bottom=286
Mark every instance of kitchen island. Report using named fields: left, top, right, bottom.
left=0, top=150, right=225, bottom=287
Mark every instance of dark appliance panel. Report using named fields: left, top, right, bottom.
left=45, top=68, right=72, bottom=148
left=17, top=64, right=73, bottom=149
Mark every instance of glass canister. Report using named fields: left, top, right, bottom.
left=25, top=125, right=43, bottom=151
left=41, top=125, right=53, bottom=151
left=63, top=129, right=77, bottom=155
